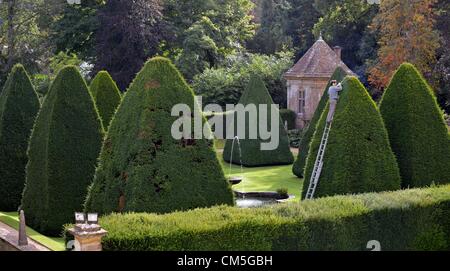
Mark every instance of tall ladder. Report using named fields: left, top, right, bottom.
left=304, top=120, right=332, bottom=200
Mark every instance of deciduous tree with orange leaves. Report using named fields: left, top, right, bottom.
left=368, top=0, right=440, bottom=90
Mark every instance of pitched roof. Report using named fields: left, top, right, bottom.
left=284, top=37, right=354, bottom=79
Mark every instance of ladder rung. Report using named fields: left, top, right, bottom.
left=305, top=118, right=334, bottom=200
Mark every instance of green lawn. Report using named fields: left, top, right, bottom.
left=217, top=153, right=303, bottom=202
left=0, top=212, right=65, bottom=251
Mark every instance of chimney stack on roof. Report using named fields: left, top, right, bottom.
left=333, top=46, right=342, bottom=60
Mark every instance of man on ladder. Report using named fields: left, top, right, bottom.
left=305, top=79, right=343, bottom=200
left=327, top=80, right=343, bottom=123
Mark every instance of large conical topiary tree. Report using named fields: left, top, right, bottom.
left=292, top=67, right=348, bottom=178
left=379, top=63, right=450, bottom=188
left=85, top=57, right=234, bottom=215
left=21, top=66, right=104, bottom=236
left=223, top=75, right=293, bottom=166
left=0, top=64, right=40, bottom=211
left=302, top=76, right=401, bottom=200
left=90, top=71, right=122, bottom=129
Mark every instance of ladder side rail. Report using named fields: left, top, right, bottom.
left=305, top=122, right=332, bottom=200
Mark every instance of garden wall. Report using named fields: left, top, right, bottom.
left=65, top=185, right=450, bottom=251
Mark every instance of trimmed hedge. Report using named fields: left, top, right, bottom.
left=65, top=184, right=450, bottom=251
left=21, top=66, right=104, bottom=236
left=379, top=63, right=450, bottom=188
left=293, top=67, right=347, bottom=178
left=302, top=76, right=401, bottom=199
left=280, top=109, right=296, bottom=130
left=223, top=75, right=294, bottom=166
left=84, top=57, right=234, bottom=215
left=90, top=71, right=122, bottom=129
left=0, top=64, right=40, bottom=211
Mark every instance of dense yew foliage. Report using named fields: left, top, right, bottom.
left=0, top=64, right=40, bottom=211
left=379, top=63, right=450, bottom=188
left=85, top=57, right=234, bottom=215
left=302, top=76, right=401, bottom=199
left=293, top=67, right=347, bottom=178
left=90, top=71, right=122, bottom=129
left=66, top=184, right=450, bottom=251
left=223, top=75, right=293, bottom=166
left=21, top=66, right=104, bottom=236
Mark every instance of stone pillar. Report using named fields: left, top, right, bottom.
left=68, top=224, right=107, bottom=251
left=18, top=210, right=28, bottom=246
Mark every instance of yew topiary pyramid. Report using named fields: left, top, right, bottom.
left=223, top=75, right=293, bottom=167
left=293, top=67, right=348, bottom=178
left=85, top=57, right=234, bottom=215
left=0, top=64, right=40, bottom=211
left=379, top=63, right=450, bottom=188
left=90, top=71, right=122, bottom=129
left=302, top=76, right=401, bottom=200
left=21, top=66, right=104, bottom=236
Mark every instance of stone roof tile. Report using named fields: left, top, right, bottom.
left=284, top=38, right=354, bottom=79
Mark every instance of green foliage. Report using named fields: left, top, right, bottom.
left=280, top=108, right=296, bottom=130
left=293, top=67, right=347, bottom=177
left=287, top=129, right=302, bottom=148
left=247, top=0, right=292, bottom=54
left=223, top=75, right=293, bottom=166
left=249, top=0, right=321, bottom=57
left=31, top=74, right=51, bottom=99
left=48, top=52, right=85, bottom=76
left=302, top=76, right=401, bottom=199
left=379, top=63, right=450, bottom=188
left=50, top=0, right=100, bottom=59
left=193, top=51, right=293, bottom=107
left=276, top=188, right=289, bottom=197
left=313, top=0, right=379, bottom=71
left=285, top=0, right=321, bottom=57
left=65, top=185, right=450, bottom=251
left=0, top=0, right=56, bottom=84
left=85, top=57, right=234, bottom=215
left=0, top=64, right=40, bottom=211
left=21, top=66, right=104, bottom=236
left=164, top=0, right=256, bottom=80
left=175, top=16, right=221, bottom=80
left=90, top=71, right=122, bottom=129
left=32, top=52, right=85, bottom=98
left=164, top=0, right=255, bottom=49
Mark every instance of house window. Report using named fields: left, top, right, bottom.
left=298, top=89, right=306, bottom=114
